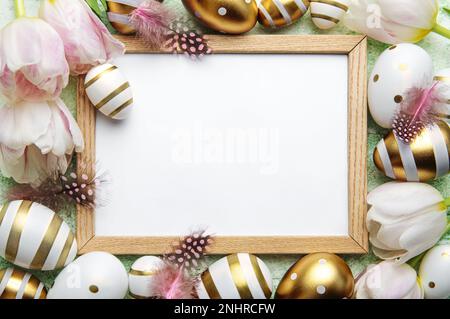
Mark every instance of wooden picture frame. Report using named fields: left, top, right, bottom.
left=76, top=35, right=368, bottom=255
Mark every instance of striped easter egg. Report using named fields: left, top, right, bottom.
left=373, top=121, right=450, bottom=182
left=128, top=256, right=163, bottom=299
left=85, top=63, right=134, bottom=120
left=433, top=69, right=450, bottom=124
left=310, top=0, right=349, bottom=30
left=0, top=200, right=77, bottom=271
left=258, top=0, right=310, bottom=28
left=197, top=253, right=272, bottom=299
left=0, top=268, right=47, bottom=299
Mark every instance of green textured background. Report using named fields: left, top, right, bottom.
left=0, top=0, right=449, bottom=295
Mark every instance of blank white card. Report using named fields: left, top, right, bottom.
left=95, top=53, right=349, bottom=237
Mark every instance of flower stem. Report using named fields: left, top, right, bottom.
left=433, top=23, right=450, bottom=39
left=14, top=0, right=26, bottom=18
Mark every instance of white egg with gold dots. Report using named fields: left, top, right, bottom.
left=310, top=0, right=350, bottom=30
left=368, top=44, right=433, bottom=128
left=197, top=253, right=272, bottom=299
left=0, top=267, right=47, bottom=299
left=419, top=244, right=450, bottom=299
left=433, top=68, right=450, bottom=124
left=85, top=63, right=134, bottom=120
left=47, top=251, right=129, bottom=299
left=128, top=256, right=164, bottom=299
left=0, top=200, right=77, bottom=271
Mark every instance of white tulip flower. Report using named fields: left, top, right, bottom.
left=367, top=182, right=448, bottom=263
left=344, top=0, right=450, bottom=44
left=355, top=261, right=424, bottom=299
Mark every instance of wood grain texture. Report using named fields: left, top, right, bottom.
left=116, top=34, right=366, bottom=54
left=76, top=35, right=368, bottom=255
left=79, top=236, right=367, bottom=255
left=347, top=38, right=369, bottom=252
left=76, top=76, right=96, bottom=249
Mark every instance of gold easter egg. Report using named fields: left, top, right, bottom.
left=0, top=268, right=47, bottom=299
left=182, top=0, right=258, bottom=34
left=197, top=253, right=273, bottom=299
left=373, top=121, right=450, bottom=182
left=258, top=0, right=310, bottom=28
left=275, top=253, right=354, bottom=299
left=107, top=0, right=164, bottom=34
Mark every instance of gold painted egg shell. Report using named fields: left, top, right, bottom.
left=85, top=63, right=134, bottom=120
left=0, top=200, right=77, bottom=271
left=275, top=253, right=354, bottom=299
left=0, top=268, right=47, bottom=299
left=107, top=0, right=137, bottom=34
left=373, top=121, right=450, bottom=182
left=257, top=0, right=309, bottom=28
left=182, top=0, right=258, bottom=34
left=197, top=253, right=273, bottom=299
left=310, top=0, right=349, bottom=30
left=128, top=256, right=164, bottom=299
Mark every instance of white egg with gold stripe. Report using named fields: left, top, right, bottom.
left=373, top=121, right=450, bottom=182
left=258, top=0, right=310, bottom=28
left=310, top=0, right=349, bottom=29
left=197, top=253, right=272, bottom=299
left=0, top=267, right=47, bottom=299
left=85, top=63, right=133, bottom=120
left=128, top=256, right=164, bottom=299
left=0, top=200, right=77, bottom=271
left=433, top=69, right=450, bottom=124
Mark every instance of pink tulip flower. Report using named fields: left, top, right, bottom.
left=0, top=98, right=84, bottom=185
left=39, top=0, right=125, bottom=75
left=0, top=17, right=69, bottom=102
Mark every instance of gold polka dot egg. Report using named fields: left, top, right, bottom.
left=85, top=63, right=134, bottom=120
left=197, top=253, right=273, bottom=299
left=433, top=68, right=450, bottom=124
left=0, top=267, right=47, bottom=299
left=257, top=0, right=310, bottom=28
left=275, top=253, right=354, bottom=299
left=0, top=200, right=77, bottom=271
left=47, top=252, right=128, bottom=299
left=310, top=0, right=349, bottom=29
left=182, top=0, right=258, bottom=34
left=373, top=121, right=450, bottom=182
left=368, top=44, right=433, bottom=128
left=419, top=244, right=450, bottom=299
left=128, top=256, right=164, bottom=299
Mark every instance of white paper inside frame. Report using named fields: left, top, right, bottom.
left=95, top=53, right=349, bottom=237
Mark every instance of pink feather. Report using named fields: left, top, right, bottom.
left=129, top=0, right=175, bottom=48
left=150, top=262, right=197, bottom=299
left=392, top=82, right=447, bottom=143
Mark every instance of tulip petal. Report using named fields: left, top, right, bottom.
left=397, top=211, right=447, bottom=262
left=378, top=0, right=438, bottom=30
left=39, top=0, right=125, bottom=75
left=0, top=17, right=69, bottom=102
left=367, top=182, right=443, bottom=221
left=355, top=261, right=423, bottom=299
left=0, top=101, right=51, bottom=149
